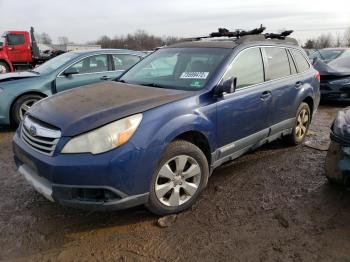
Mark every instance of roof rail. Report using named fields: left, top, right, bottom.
left=185, top=26, right=298, bottom=45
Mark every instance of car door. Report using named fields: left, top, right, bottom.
left=55, top=54, right=118, bottom=93
left=261, top=47, right=297, bottom=133
left=5, top=33, right=30, bottom=62
left=216, top=47, right=271, bottom=158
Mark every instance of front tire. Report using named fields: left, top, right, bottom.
left=284, top=102, right=311, bottom=145
left=146, top=140, right=209, bottom=216
left=0, top=61, right=10, bottom=74
left=11, top=94, right=44, bottom=125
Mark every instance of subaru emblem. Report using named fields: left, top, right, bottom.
left=29, top=125, right=37, bottom=136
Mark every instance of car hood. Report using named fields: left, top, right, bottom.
left=331, top=107, right=350, bottom=144
left=0, top=71, right=40, bottom=83
left=28, top=81, right=194, bottom=136
left=313, top=57, right=350, bottom=77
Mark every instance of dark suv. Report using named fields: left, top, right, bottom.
left=13, top=29, right=320, bottom=215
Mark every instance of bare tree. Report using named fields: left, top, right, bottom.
left=37, top=32, right=52, bottom=45
left=344, top=28, right=350, bottom=47
left=95, top=30, right=180, bottom=50
left=314, top=33, right=334, bottom=48
left=334, top=33, right=343, bottom=47
left=304, top=39, right=316, bottom=49
left=58, top=36, right=70, bottom=45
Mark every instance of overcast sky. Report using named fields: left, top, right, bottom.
left=1, top=0, right=349, bottom=44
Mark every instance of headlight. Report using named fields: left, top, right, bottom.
left=61, top=114, right=143, bottom=154
left=329, top=77, right=350, bottom=85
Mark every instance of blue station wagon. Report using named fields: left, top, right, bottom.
left=0, top=49, right=145, bottom=125
left=13, top=30, right=320, bottom=215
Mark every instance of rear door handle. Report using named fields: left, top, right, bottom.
left=295, top=81, right=303, bottom=88
left=260, top=90, right=272, bottom=100
left=100, top=76, right=111, bottom=80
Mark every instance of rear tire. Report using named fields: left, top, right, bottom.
left=146, top=140, right=209, bottom=216
left=284, top=102, right=311, bottom=146
left=11, top=94, right=44, bottom=126
left=0, top=61, right=10, bottom=74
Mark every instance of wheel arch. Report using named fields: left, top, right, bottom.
left=0, top=59, right=13, bottom=72
left=9, top=91, right=47, bottom=124
left=172, top=130, right=212, bottom=166
left=302, top=96, right=314, bottom=117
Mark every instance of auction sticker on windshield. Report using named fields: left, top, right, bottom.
left=180, top=72, right=209, bottom=79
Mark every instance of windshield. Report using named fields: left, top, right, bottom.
left=311, top=49, right=344, bottom=61
left=120, top=48, right=231, bottom=90
left=33, top=52, right=80, bottom=74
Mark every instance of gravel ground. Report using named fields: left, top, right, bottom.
left=0, top=105, right=349, bottom=262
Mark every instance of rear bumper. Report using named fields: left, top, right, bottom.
left=320, top=84, right=350, bottom=101
left=18, top=163, right=149, bottom=211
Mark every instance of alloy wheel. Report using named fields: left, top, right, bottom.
left=155, top=155, right=201, bottom=207
left=19, top=99, right=40, bottom=120
left=295, top=108, right=309, bottom=139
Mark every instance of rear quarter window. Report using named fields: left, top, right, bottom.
left=291, top=50, right=310, bottom=73
left=263, top=47, right=290, bottom=80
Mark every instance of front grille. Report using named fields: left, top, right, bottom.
left=21, top=116, right=61, bottom=156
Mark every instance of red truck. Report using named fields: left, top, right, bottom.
left=0, top=27, right=61, bottom=73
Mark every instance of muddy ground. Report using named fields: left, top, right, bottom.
left=0, top=105, right=349, bottom=262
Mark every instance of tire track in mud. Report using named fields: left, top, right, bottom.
left=1, top=105, right=350, bottom=261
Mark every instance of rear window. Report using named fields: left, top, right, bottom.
left=7, top=34, right=25, bottom=45
left=291, top=50, right=310, bottom=73
left=112, top=54, right=141, bottom=71
left=263, top=47, right=290, bottom=80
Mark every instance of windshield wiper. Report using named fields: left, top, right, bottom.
left=139, top=83, right=165, bottom=88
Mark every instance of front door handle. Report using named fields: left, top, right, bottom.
left=295, top=81, right=303, bottom=88
left=100, top=76, right=111, bottom=80
left=260, top=90, right=272, bottom=101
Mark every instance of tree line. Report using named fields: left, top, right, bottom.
left=303, top=28, right=350, bottom=49
left=92, top=30, right=183, bottom=50
left=34, top=28, right=350, bottom=50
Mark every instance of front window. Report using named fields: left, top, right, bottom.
left=120, top=48, right=231, bottom=90
left=0, top=36, right=5, bottom=47
left=222, top=48, right=264, bottom=89
left=69, top=54, right=108, bottom=74
left=7, top=34, right=25, bottom=46
left=33, top=52, right=80, bottom=74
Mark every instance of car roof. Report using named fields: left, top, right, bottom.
left=168, top=40, right=238, bottom=49
left=70, top=49, right=145, bottom=56
left=167, top=38, right=300, bottom=50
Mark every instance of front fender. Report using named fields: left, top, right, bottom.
left=149, top=112, right=217, bottom=156
left=0, top=78, right=53, bottom=125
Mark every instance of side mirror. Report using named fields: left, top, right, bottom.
left=215, top=77, right=237, bottom=96
left=63, top=67, right=79, bottom=76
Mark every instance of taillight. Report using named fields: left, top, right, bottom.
left=315, top=71, right=320, bottom=82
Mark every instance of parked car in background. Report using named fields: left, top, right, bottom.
left=325, top=107, right=350, bottom=186
left=310, top=48, right=350, bottom=64
left=313, top=56, right=350, bottom=101
left=13, top=29, right=320, bottom=215
left=0, top=49, right=144, bottom=125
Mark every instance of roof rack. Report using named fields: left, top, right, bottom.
left=186, top=26, right=297, bottom=45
